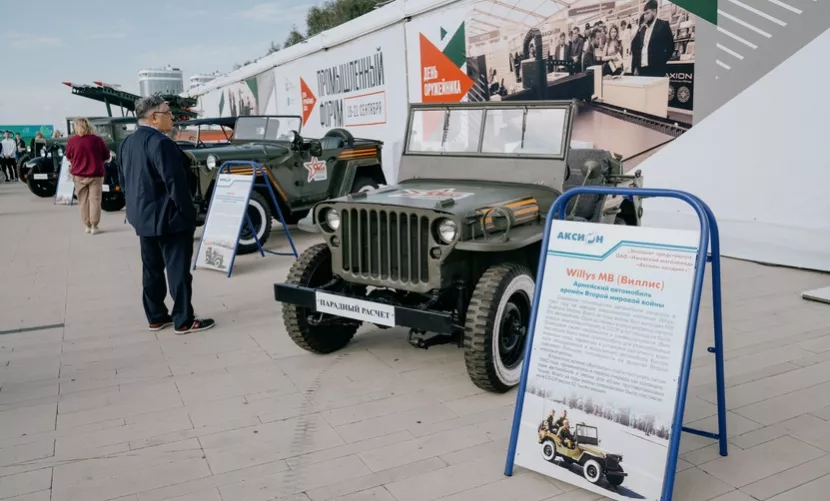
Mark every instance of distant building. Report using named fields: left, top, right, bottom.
left=138, top=65, right=184, bottom=97
left=189, top=73, right=221, bottom=90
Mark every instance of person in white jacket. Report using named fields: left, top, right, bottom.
left=1, top=131, right=18, bottom=182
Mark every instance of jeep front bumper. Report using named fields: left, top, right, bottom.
left=273, top=283, right=455, bottom=334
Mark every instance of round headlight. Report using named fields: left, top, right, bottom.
left=323, top=208, right=341, bottom=231
left=58, top=148, right=64, bottom=157
left=206, top=155, right=217, bottom=170
left=437, top=219, right=458, bottom=244
left=40, top=148, right=46, bottom=156
left=26, top=146, right=31, bottom=153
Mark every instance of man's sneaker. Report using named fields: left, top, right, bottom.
left=174, top=318, right=215, bottom=335
left=148, top=316, right=173, bottom=331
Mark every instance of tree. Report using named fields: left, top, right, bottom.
left=267, top=41, right=281, bottom=54
left=283, top=25, right=306, bottom=49
left=306, top=0, right=380, bottom=36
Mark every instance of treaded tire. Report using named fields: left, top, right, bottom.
left=27, top=177, right=56, bottom=198
left=463, top=263, right=535, bottom=393
left=283, top=243, right=358, bottom=354
left=237, top=191, right=273, bottom=255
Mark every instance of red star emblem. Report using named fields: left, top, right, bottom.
left=304, top=157, right=327, bottom=182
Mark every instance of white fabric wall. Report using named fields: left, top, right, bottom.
left=636, top=28, right=830, bottom=272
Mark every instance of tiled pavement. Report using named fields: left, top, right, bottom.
left=1, top=181, right=829, bottom=501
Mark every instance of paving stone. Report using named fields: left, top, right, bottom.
left=0, top=469, right=53, bottom=499
left=4, top=185, right=830, bottom=501
left=766, top=473, right=830, bottom=501
left=698, top=436, right=826, bottom=488
left=741, top=454, right=830, bottom=500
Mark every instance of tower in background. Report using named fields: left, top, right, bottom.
left=138, top=65, right=184, bottom=97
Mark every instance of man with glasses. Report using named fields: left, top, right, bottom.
left=118, top=96, right=215, bottom=335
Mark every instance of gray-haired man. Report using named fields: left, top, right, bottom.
left=117, top=96, right=215, bottom=334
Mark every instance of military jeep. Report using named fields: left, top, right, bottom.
left=184, top=115, right=386, bottom=255
left=23, top=117, right=136, bottom=212
left=538, top=420, right=627, bottom=488
left=273, top=100, right=643, bottom=392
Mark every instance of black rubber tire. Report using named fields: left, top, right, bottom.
left=27, top=177, right=56, bottom=198
left=237, top=191, right=273, bottom=255
left=607, top=474, right=624, bottom=487
left=351, top=175, right=380, bottom=193
left=324, top=128, right=355, bottom=148
left=282, top=243, right=358, bottom=353
left=101, top=195, right=125, bottom=212
left=463, top=263, right=535, bottom=393
left=17, top=157, right=31, bottom=181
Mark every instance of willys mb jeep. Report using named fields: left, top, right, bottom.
left=183, top=115, right=386, bottom=255
left=538, top=420, right=626, bottom=487
left=273, top=100, right=643, bottom=392
left=23, top=117, right=135, bottom=212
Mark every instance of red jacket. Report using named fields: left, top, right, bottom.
left=65, top=134, right=110, bottom=177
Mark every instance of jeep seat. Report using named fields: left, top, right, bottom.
left=563, top=148, right=614, bottom=221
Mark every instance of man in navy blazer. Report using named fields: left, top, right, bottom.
left=118, top=96, right=215, bottom=335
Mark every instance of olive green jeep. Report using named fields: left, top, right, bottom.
left=273, top=100, right=643, bottom=392
left=184, top=116, right=386, bottom=254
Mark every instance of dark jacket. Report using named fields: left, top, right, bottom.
left=117, top=125, right=196, bottom=237
left=570, top=36, right=585, bottom=61
left=578, top=48, right=597, bottom=73
left=551, top=42, right=572, bottom=62
left=630, top=18, right=674, bottom=73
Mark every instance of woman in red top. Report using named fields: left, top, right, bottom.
left=65, top=118, right=111, bottom=234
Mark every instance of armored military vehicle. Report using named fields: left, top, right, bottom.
left=184, top=115, right=385, bottom=254
left=273, top=100, right=644, bottom=392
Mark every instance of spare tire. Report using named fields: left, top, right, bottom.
left=324, top=128, right=355, bottom=148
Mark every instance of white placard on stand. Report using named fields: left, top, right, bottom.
left=194, top=173, right=255, bottom=275
left=54, top=157, right=75, bottom=205
left=512, top=220, right=699, bottom=501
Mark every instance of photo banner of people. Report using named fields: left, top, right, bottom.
left=406, top=0, right=695, bottom=169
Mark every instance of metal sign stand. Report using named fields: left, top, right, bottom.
left=192, top=161, right=298, bottom=278
left=504, top=187, right=728, bottom=501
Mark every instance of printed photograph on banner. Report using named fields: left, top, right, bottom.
left=405, top=0, right=696, bottom=170
left=513, top=220, right=700, bottom=501
left=195, top=174, right=255, bottom=273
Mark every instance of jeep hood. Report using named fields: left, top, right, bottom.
left=185, top=143, right=289, bottom=163
left=339, top=180, right=556, bottom=216
left=580, top=444, right=616, bottom=457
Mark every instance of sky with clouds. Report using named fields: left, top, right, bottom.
left=0, top=0, right=318, bottom=131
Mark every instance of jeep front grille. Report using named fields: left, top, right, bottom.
left=340, top=208, right=431, bottom=286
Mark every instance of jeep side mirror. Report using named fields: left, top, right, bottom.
left=309, top=140, right=323, bottom=157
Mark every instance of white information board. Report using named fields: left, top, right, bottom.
left=513, top=220, right=699, bottom=501
left=194, top=173, right=255, bottom=273
left=54, top=157, right=75, bottom=205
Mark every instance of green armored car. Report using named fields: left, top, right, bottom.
left=184, top=115, right=386, bottom=254
left=273, top=100, right=644, bottom=392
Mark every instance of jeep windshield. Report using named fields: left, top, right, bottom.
left=405, top=104, right=569, bottom=158
left=174, top=124, right=233, bottom=144
left=233, top=116, right=302, bottom=142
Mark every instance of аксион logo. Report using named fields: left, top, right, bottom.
left=556, top=232, right=604, bottom=244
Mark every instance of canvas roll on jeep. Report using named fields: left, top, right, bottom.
left=183, top=115, right=386, bottom=255
left=273, top=101, right=644, bottom=392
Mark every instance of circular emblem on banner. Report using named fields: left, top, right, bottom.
left=668, top=85, right=675, bottom=101
left=678, top=86, right=691, bottom=103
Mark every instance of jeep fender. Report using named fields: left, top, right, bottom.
left=577, top=452, right=605, bottom=468
left=333, top=161, right=386, bottom=198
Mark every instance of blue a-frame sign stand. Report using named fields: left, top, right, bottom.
left=192, top=160, right=298, bottom=277
left=504, top=187, right=728, bottom=501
